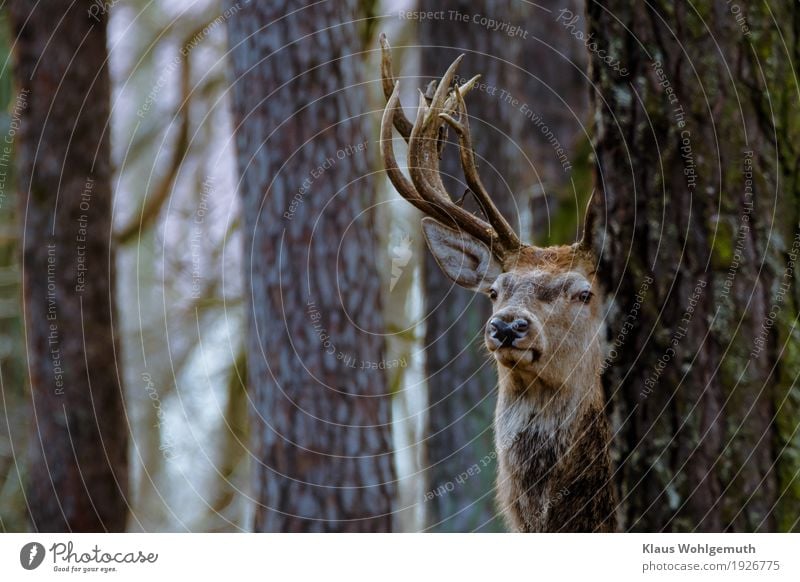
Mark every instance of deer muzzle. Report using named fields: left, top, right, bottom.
left=489, top=317, right=529, bottom=348
left=486, top=313, right=546, bottom=365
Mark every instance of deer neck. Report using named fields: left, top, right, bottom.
left=495, top=367, right=602, bottom=448
left=493, top=365, right=617, bottom=532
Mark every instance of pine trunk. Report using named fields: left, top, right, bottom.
left=10, top=2, right=128, bottom=531
left=588, top=0, right=800, bottom=531
left=226, top=1, right=396, bottom=531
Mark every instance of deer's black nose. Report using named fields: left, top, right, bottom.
left=489, top=317, right=528, bottom=348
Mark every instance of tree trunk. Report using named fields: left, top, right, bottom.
left=226, top=1, right=395, bottom=531
left=418, top=0, right=588, bottom=531
left=588, top=0, right=800, bottom=531
left=10, top=2, right=128, bottom=531
left=0, top=11, right=28, bottom=531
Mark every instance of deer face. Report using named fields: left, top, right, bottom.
left=422, top=218, right=603, bottom=387
left=379, top=37, right=603, bottom=389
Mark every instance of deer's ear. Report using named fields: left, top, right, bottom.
left=421, top=217, right=502, bottom=293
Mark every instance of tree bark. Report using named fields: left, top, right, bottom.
left=588, top=0, right=800, bottom=531
left=226, top=0, right=395, bottom=531
left=10, top=1, right=128, bottom=531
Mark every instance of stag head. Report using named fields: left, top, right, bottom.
left=379, top=35, right=603, bottom=390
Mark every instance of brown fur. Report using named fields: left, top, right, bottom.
left=421, top=227, right=618, bottom=532
left=492, top=245, right=617, bottom=532
left=377, top=42, right=615, bottom=530
left=496, top=396, right=617, bottom=532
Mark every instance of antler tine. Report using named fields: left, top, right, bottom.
left=409, top=89, right=450, bottom=206
left=379, top=34, right=413, bottom=141
left=578, top=187, right=598, bottom=252
left=457, top=75, right=481, bottom=97
left=382, top=81, right=497, bottom=247
left=379, top=35, right=522, bottom=258
left=406, top=89, right=500, bottom=246
left=423, top=54, right=463, bottom=126
left=440, top=89, right=522, bottom=251
left=381, top=82, right=451, bottom=222
left=407, top=57, right=520, bottom=251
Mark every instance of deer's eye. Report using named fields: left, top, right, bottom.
left=489, top=288, right=498, bottom=301
left=575, top=289, right=593, bottom=304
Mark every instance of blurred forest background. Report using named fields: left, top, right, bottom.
left=0, top=0, right=798, bottom=532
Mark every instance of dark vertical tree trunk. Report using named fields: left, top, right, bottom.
left=418, top=0, right=588, bottom=531
left=518, top=1, right=590, bottom=245
left=226, top=1, right=395, bottom=531
left=10, top=2, right=128, bottom=531
left=588, top=0, right=800, bottom=531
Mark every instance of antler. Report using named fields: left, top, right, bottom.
left=379, top=34, right=523, bottom=260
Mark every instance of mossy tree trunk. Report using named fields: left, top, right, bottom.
left=587, top=0, right=800, bottom=531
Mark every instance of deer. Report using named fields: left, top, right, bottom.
left=378, top=35, right=617, bottom=533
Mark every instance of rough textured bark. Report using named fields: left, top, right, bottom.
left=226, top=1, right=395, bottom=531
left=417, top=0, right=587, bottom=531
left=0, top=11, right=28, bottom=532
left=10, top=2, right=128, bottom=531
left=588, top=0, right=800, bottom=531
